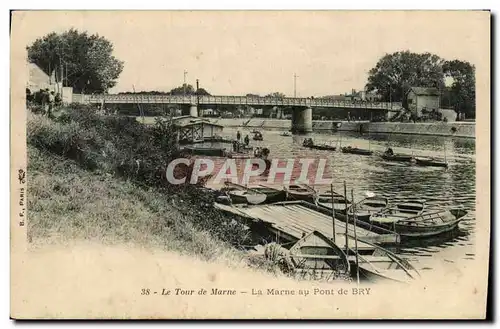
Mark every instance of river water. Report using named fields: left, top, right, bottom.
left=204, top=127, right=476, bottom=274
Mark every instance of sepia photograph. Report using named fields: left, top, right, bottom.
left=10, top=10, right=490, bottom=319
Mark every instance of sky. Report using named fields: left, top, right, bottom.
left=13, top=11, right=489, bottom=97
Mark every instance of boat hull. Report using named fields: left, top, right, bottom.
left=305, top=145, right=337, bottom=151
left=380, top=154, right=415, bottom=162
left=395, top=218, right=464, bottom=238
left=415, top=158, right=448, bottom=168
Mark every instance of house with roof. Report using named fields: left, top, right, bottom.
left=406, top=87, right=441, bottom=117
left=27, top=62, right=74, bottom=103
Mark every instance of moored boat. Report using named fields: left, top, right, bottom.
left=348, top=196, right=389, bottom=222
left=307, top=144, right=337, bottom=151
left=222, top=182, right=286, bottom=204
left=284, top=184, right=317, bottom=202
left=316, top=190, right=351, bottom=212
left=227, top=190, right=267, bottom=205
left=369, top=200, right=426, bottom=229
left=280, top=131, right=292, bottom=137
left=289, top=231, right=351, bottom=282
left=341, top=146, right=373, bottom=156
left=352, top=245, right=421, bottom=284
left=415, top=157, right=449, bottom=168
left=380, top=151, right=416, bottom=163
left=391, top=208, right=468, bottom=238
left=303, top=138, right=337, bottom=151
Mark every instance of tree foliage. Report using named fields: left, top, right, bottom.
left=365, top=51, right=445, bottom=104
left=443, top=60, right=476, bottom=118
left=27, top=29, right=124, bottom=93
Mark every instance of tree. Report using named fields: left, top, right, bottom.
left=166, top=84, right=211, bottom=96
left=27, top=29, right=124, bottom=93
left=168, top=84, right=195, bottom=95
left=443, top=60, right=476, bottom=118
left=365, top=51, right=444, bottom=105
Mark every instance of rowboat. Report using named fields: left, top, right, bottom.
left=253, top=132, right=263, bottom=141
left=289, top=231, right=351, bottom=282
left=341, top=146, right=373, bottom=156
left=284, top=184, right=317, bottom=202
left=305, top=144, right=337, bottom=151
left=351, top=244, right=421, bottom=284
left=227, top=190, right=267, bottom=205
left=348, top=196, right=389, bottom=222
left=385, top=208, right=468, bottom=238
left=223, top=182, right=287, bottom=204
left=182, top=146, right=227, bottom=157
left=380, top=153, right=416, bottom=163
left=369, top=201, right=426, bottom=229
left=316, top=190, right=351, bottom=212
left=303, top=138, right=337, bottom=151
left=415, top=157, right=449, bottom=168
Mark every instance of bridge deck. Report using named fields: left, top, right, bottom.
left=82, top=94, right=402, bottom=110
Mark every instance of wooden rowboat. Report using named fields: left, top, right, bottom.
left=341, top=147, right=373, bottom=156
left=302, top=138, right=337, bottom=151
left=370, top=201, right=425, bottom=227
left=227, top=190, right=267, bottom=205
left=316, top=190, right=351, bottom=212
left=305, top=144, right=337, bottom=151
left=289, top=231, right=351, bottom=282
left=352, top=246, right=421, bottom=284
left=380, top=153, right=415, bottom=163
left=284, top=184, right=317, bottom=202
left=348, top=196, right=389, bottom=222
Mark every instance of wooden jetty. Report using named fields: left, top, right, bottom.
left=214, top=200, right=400, bottom=247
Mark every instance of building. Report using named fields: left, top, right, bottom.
left=171, top=116, right=224, bottom=144
left=406, top=87, right=441, bottom=117
left=27, top=62, right=55, bottom=92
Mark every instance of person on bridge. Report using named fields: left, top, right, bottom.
left=236, top=130, right=241, bottom=142
left=244, top=134, right=250, bottom=146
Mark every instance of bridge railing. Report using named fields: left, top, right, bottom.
left=85, top=94, right=402, bottom=109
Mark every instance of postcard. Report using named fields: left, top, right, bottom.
left=10, top=10, right=490, bottom=319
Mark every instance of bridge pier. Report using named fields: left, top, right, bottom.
left=291, top=107, right=312, bottom=133
left=189, top=103, right=198, bottom=117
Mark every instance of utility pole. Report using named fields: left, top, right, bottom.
left=294, top=73, right=299, bottom=98
left=183, top=70, right=188, bottom=95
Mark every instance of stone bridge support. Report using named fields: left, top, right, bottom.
left=291, top=107, right=312, bottom=133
